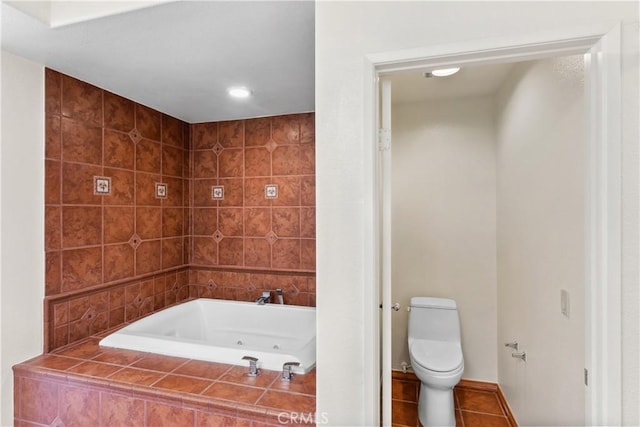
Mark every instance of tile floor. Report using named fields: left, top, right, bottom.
left=392, top=374, right=514, bottom=427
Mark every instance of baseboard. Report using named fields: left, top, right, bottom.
left=497, top=384, right=518, bottom=427
left=391, top=371, right=497, bottom=392
left=457, top=378, right=498, bottom=393
left=391, top=370, right=419, bottom=381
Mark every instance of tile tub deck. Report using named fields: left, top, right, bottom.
left=14, top=334, right=316, bottom=426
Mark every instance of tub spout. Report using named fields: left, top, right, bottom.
left=256, top=291, right=271, bottom=305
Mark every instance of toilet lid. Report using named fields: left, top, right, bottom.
left=410, top=339, right=463, bottom=373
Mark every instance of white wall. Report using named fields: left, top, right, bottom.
left=0, top=50, right=45, bottom=425
left=496, top=55, right=586, bottom=426
left=316, top=2, right=638, bottom=425
left=391, top=96, right=497, bottom=381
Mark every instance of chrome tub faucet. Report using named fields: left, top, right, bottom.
left=256, top=291, right=271, bottom=305
left=242, top=356, right=259, bottom=376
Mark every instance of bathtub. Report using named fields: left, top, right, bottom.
left=99, top=298, right=316, bottom=374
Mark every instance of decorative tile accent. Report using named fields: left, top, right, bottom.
left=94, top=176, right=111, bottom=195
left=155, top=183, right=167, bottom=199
left=265, top=184, right=278, bottom=199
left=170, top=281, right=179, bottom=292
left=128, top=128, right=142, bottom=144
left=82, top=307, right=97, bottom=321
left=212, top=230, right=224, bottom=243
left=211, top=186, right=224, bottom=200
left=213, top=143, right=224, bottom=156
left=128, top=234, right=141, bottom=249
left=265, top=231, right=278, bottom=245
left=265, top=140, right=278, bottom=153
left=207, top=279, right=217, bottom=289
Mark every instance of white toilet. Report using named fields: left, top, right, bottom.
left=408, top=297, right=464, bottom=427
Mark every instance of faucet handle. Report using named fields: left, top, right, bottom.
left=256, top=291, right=272, bottom=305
left=282, top=361, right=300, bottom=381
left=242, top=356, right=259, bottom=377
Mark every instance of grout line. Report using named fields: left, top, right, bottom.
left=457, top=409, right=465, bottom=427
left=148, top=372, right=170, bottom=388
left=101, top=117, right=106, bottom=287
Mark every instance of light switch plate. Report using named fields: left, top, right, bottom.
left=561, top=289, right=570, bottom=318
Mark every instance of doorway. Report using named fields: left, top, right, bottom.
left=369, top=28, right=623, bottom=427
left=389, top=54, right=585, bottom=426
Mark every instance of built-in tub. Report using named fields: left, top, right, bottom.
left=99, top=298, right=316, bottom=373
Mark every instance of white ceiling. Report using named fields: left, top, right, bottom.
left=1, top=1, right=315, bottom=123
left=389, top=62, right=516, bottom=105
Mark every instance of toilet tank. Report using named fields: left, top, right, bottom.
left=408, top=297, right=461, bottom=342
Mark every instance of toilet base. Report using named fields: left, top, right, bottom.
left=418, top=382, right=456, bottom=427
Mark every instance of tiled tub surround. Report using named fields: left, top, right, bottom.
left=190, top=113, right=315, bottom=272
left=47, top=268, right=315, bottom=354
left=14, top=336, right=316, bottom=426
left=45, top=69, right=190, bottom=295
left=188, top=268, right=315, bottom=307
left=46, top=269, right=190, bottom=352
left=44, top=69, right=316, bottom=352
left=39, top=69, right=317, bottom=425
left=45, top=68, right=191, bottom=351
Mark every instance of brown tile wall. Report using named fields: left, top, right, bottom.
left=47, top=269, right=189, bottom=351
left=44, top=69, right=316, bottom=351
left=188, top=269, right=315, bottom=307
left=45, top=69, right=190, bottom=295
left=190, top=114, right=315, bottom=272
left=45, top=68, right=190, bottom=350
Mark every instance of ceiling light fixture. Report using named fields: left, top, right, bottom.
left=227, top=86, right=251, bottom=99
left=427, top=67, right=461, bottom=77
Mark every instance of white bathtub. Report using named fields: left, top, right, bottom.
left=99, top=298, right=316, bottom=373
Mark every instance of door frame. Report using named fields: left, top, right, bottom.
left=363, top=24, right=623, bottom=426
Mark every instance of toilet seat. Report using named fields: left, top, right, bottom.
left=410, top=339, right=463, bottom=373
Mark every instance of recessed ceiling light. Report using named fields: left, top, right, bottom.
left=227, top=87, right=251, bottom=98
left=429, top=67, right=460, bottom=77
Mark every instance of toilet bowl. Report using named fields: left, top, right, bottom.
left=408, top=297, right=464, bottom=427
